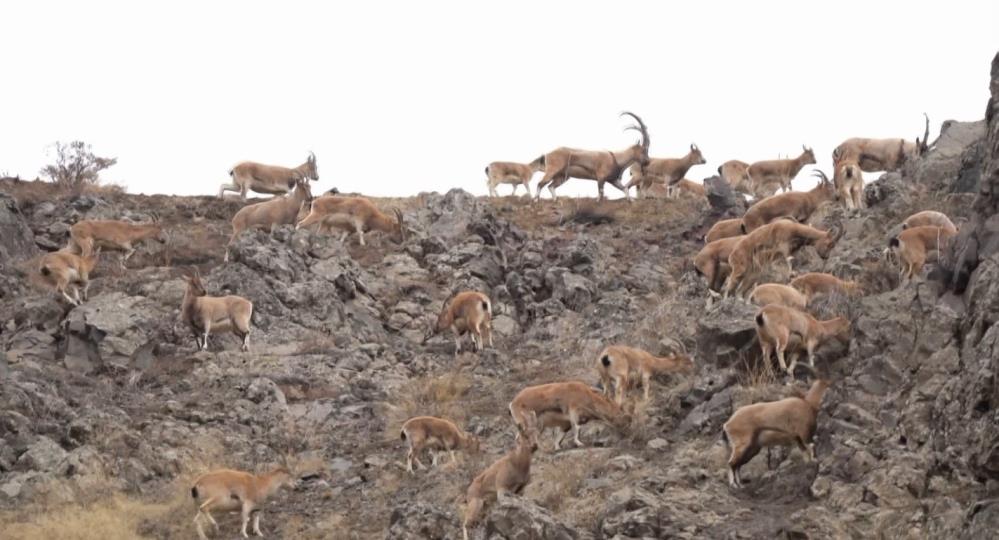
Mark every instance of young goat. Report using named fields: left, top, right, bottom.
left=693, top=235, right=745, bottom=293
left=740, top=171, right=837, bottom=233
left=68, top=219, right=166, bottom=270
left=190, top=465, right=295, bottom=539
left=704, top=218, right=744, bottom=243
left=749, top=283, right=807, bottom=311
left=400, top=416, right=480, bottom=474
left=833, top=161, right=865, bottom=210
left=832, top=114, right=930, bottom=172
left=596, top=345, right=694, bottom=404
left=509, top=381, right=630, bottom=448
left=789, top=272, right=862, bottom=300
left=485, top=158, right=545, bottom=197
left=219, top=152, right=318, bottom=200
left=226, top=179, right=313, bottom=262
left=626, top=144, right=706, bottom=198
left=901, top=210, right=957, bottom=233
left=756, top=304, right=850, bottom=376
left=723, top=221, right=841, bottom=299
left=423, top=291, right=493, bottom=355
left=181, top=269, right=253, bottom=352
left=673, top=178, right=707, bottom=198
left=462, top=427, right=537, bottom=540
left=722, top=379, right=830, bottom=488
left=747, top=146, right=817, bottom=194
left=296, top=196, right=405, bottom=246
left=38, top=248, right=101, bottom=305
left=888, top=225, right=958, bottom=281
left=718, top=160, right=753, bottom=195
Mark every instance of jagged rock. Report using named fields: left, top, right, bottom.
left=16, top=436, right=67, bottom=473
left=65, top=292, right=168, bottom=365
left=544, top=267, right=596, bottom=311
left=704, top=175, right=744, bottom=211
left=387, top=502, right=454, bottom=540
left=0, top=193, right=37, bottom=266
left=695, top=299, right=758, bottom=366
left=484, top=496, right=583, bottom=540
left=914, top=120, right=987, bottom=193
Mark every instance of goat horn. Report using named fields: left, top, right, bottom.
left=920, top=113, right=930, bottom=152
left=812, top=170, right=830, bottom=184
left=620, top=111, right=649, bottom=150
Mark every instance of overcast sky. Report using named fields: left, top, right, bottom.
left=2, top=1, right=998, bottom=199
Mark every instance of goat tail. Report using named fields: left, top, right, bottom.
left=228, top=169, right=235, bottom=178
left=40, top=264, right=52, bottom=277
left=191, top=486, right=199, bottom=499
left=482, top=299, right=491, bottom=317
left=530, top=155, right=545, bottom=170
left=888, top=236, right=900, bottom=249
left=755, top=312, right=765, bottom=328
left=484, top=166, right=490, bottom=176
left=400, top=428, right=407, bottom=441
left=740, top=222, right=747, bottom=234
left=717, top=165, right=723, bottom=175
left=600, top=354, right=612, bottom=368
left=721, top=427, right=731, bottom=451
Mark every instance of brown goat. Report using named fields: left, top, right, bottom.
left=626, top=144, right=706, bottom=198
left=68, top=219, right=166, bottom=270
left=789, top=272, right=862, bottom=300
left=509, top=381, right=630, bottom=448
left=226, top=179, right=313, bottom=262
left=888, top=225, right=957, bottom=281
left=833, top=161, right=865, bottom=210
left=723, top=221, right=841, bottom=299
left=693, top=235, right=744, bottom=293
left=486, top=158, right=545, bottom=197
left=832, top=114, right=930, bottom=172
left=747, top=146, right=817, bottom=193
left=756, top=304, right=850, bottom=375
left=423, top=291, right=493, bottom=355
left=38, top=248, right=101, bottom=305
left=704, top=218, right=744, bottom=243
left=296, top=196, right=405, bottom=246
left=749, top=283, right=807, bottom=311
left=596, top=345, right=694, bottom=404
left=740, top=171, right=837, bottom=233
left=219, top=152, right=318, bottom=200
left=181, top=269, right=253, bottom=352
left=718, top=160, right=753, bottom=195
left=191, top=465, right=295, bottom=539
left=902, top=210, right=957, bottom=233
left=722, top=379, right=830, bottom=488
left=462, top=429, right=537, bottom=540
left=400, top=416, right=481, bottom=474
left=534, top=112, right=650, bottom=201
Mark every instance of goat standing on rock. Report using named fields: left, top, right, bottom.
left=462, top=423, right=537, bottom=540
left=296, top=196, right=405, bottom=246
left=400, top=416, right=481, bottom=474
left=755, top=304, right=850, bottom=376
left=226, top=179, right=313, bottom=262
left=219, top=152, right=318, bottom=200
left=423, top=291, right=493, bottom=355
left=180, top=269, right=254, bottom=352
left=191, top=464, right=296, bottom=539
left=38, top=248, right=101, bottom=306
left=68, top=219, right=167, bottom=270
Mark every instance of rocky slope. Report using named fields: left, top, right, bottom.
left=2, top=51, right=999, bottom=540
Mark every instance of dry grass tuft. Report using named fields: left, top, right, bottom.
left=296, top=332, right=337, bottom=355
left=736, top=352, right=778, bottom=390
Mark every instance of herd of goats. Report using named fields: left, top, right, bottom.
left=22, top=111, right=961, bottom=539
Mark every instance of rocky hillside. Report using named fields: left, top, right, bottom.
left=2, top=52, right=999, bottom=540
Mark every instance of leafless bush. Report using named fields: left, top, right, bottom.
left=40, top=141, right=117, bottom=193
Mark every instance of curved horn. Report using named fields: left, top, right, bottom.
left=308, top=151, right=316, bottom=163
left=620, top=111, right=649, bottom=150
left=920, top=113, right=930, bottom=153
left=812, top=170, right=830, bottom=184
left=393, top=208, right=406, bottom=242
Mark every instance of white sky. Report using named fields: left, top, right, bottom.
left=2, top=1, right=998, bottom=199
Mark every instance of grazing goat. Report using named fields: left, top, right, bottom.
left=68, top=219, right=166, bottom=270
left=191, top=465, right=295, bottom=539
left=534, top=112, right=650, bottom=201
left=423, top=291, right=492, bottom=355
left=833, top=161, right=865, bottom=210
left=723, top=221, right=841, bottom=299
left=790, top=272, right=862, bottom=300
left=226, top=179, right=313, bottom=262
left=832, top=114, right=930, bottom=172
left=749, top=283, right=807, bottom=311
left=219, top=152, right=318, bottom=200
left=596, top=345, right=694, bottom=404
left=485, top=158, right=545, bottom=197
left=740, top=171, right=836, bottom=233
left=756, top=304, right=850, bottom=375
left=296, top=196, right=405, bottom=246
left=718, top=160, right=753, bottom=195
left=626, top=144, right=706, bottom=198
left=533, top=411, right=594, bottom=452
left=509, top=381, right=630, bottom=448
left=38, top=248, right=100, bottom=306
left=462, top=429, right=537, bottom=540
left=400, top=416, right=480, bottom=474
left=888, top=225, right=958, bottom=281
left=181, top=269, right=253, bottom=352
left=693, top=235, right=744, bottom=293
left=747, top=146, right=817, bottom=194
left=704, top=218, right=744, bottom=244
left=722, top=379, right=830, bottom=488
left=902, top=210, right=957, bottom=233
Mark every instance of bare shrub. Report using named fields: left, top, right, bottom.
left=40, top=141, right=118, bottom=194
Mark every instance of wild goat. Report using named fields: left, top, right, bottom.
left=718, top=160, right=753, bottom=195
left=740, top=171, right=836, bottom=233
left=596, top=345, right=694, bottom=404
left=722, top=379, right=830, bottom=488
left=674, top=178, right=707, bottom=198
left=296, top=196, right=405, bottom=246
left=902, top=210, right=957, bottom=233
left=832, top=114, right=930, bottom=172
left=68, top=219, right=166, bottom=270
left=219, top=152, right=318, bottom=200
left=181, top=269, right=253, bottom=352
left=462, top=428, right=537, bottom=540
left=756, top=304, right=850, bottom=375
left=833, top=161, right=865, bottom=210
left=693, top=235, right=744, bottom=293
left=534, top=112, right=650, bottom=201
left=749, top=283, right=807, bottom=311
left=509, top=381, right=630, bottom=448
left=888, top=225, right=958, bottom=281
left=190, top=465, right=296, bottom=539
left=400, top=416, right=480, bottom=474
left=789, top=272, right=862, bottom=300
left=723, top=221, right=841, bottom=299
left=747, top=146, right=817, bottom=194
left=532, top=411, right=595, bottom=451
left=423, top=291, right=492, bottom=355
left=38, top=248, right=101, bottom=305
left=225, top=179, right=313, bottom=262
left=485, top=158, right=545, bottom=197
left=625, top=144, right=706, bottom=198
left=704, top=218, right=744, bottom=243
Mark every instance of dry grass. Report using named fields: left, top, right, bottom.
left=296, top=332, right=337, bottom=355
left=736, top=352, right=778, bottom=390
left=383, top=372, right=474, bottom=442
